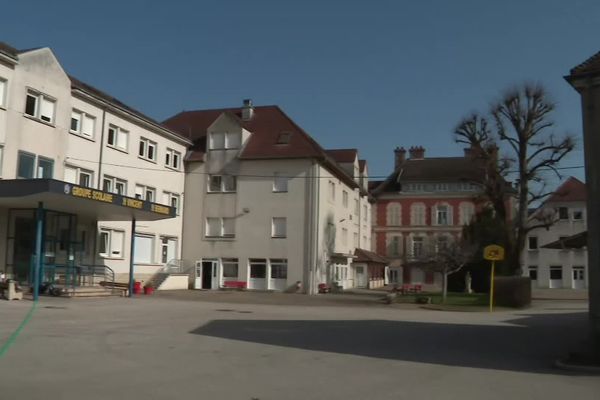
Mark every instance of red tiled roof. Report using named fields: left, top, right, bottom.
left=546, top=177, right=587, bottom=203
left=569, top=50, right=600, bottom=77
left=325, top=149, right=358, bottom=164
left=354, top=248, right=388, bottom=264
left=163, top=105, right=359, bottom=188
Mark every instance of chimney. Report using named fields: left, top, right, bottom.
left=408, top=146, right=425, bottom=159
left=242, top=99, right=254, bottom=121
left=394, top=147, right=406, bottom=169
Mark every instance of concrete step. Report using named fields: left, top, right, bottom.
left=65, top=287, right=120, bottom=298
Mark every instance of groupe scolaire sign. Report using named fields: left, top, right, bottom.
left=63, top=183, right=173, bottom=216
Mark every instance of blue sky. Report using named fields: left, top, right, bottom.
left=3, top=0, right=597, bottom=184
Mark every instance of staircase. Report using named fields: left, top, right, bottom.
left=145, top=272, right=170, bottom=289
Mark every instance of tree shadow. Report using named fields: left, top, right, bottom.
left=190, top=312, right=589, bottom=375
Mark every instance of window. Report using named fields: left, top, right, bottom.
left=412, top=237, right=424, bottom=258
left=138, top=137, right=157, bottom=162
left=387, top=203, right=401, bottom=226
left=273, top=173, right=288, bottom=192
left=276, top=132, right=292, bottom=144
left=17, top=152, right=35, bottom=178
left=550, top=266, right=563, bottom=280
left=341, top=228, right=348, bottom=246
left=249, top=259, right=267, bottom=278
left=354, top=199, right=360, bottom=215
left=162, top=191, right=181, bottom=215
left=411, top=203, right=426, bottom=226
left=24, top=90, right=55, bottom=124
left=328, top=181, right=335, bottom=201
left=270, top=259, right=288, bottom=279
left=17, top=152, right=53, bottom=179
left=528, top=236, right=538, bottom=250
left=528, top=266, right=538, bottom=281
left=222, top=258, right=239, bottom=278
left=389, top=235, right=401, bottom=256
left=436, top=236, right=449, bottom=253
left=135, top=184, right=155, bottom=202
left=459, top=202, right=475, bottom=225
left=165, top=148, right=181, bottom=169
left=436, top=205, right=449, bottom=225
left=557, top=207, right=569, bottom=220
left=573, top=267, right=585, bottom=281
left=353, top=232, right=359, bottom=247
left=573, top=210, right=584, bottom=220
left=107, top=125, right=129, bottom=151
left=99, top=229, right=124, bottom=258
left=205, top=217, right=235, bottom=238
left=0, top=145, right=3, bottom=176
left=64, top=165, right=93, bottom=187
left=208, top=175, right=236, bottom=193
left=70, top=110, right=95, bottom=139
left=272, top=217, right=287, bottom=238
left=0, top=77, right=6, bottom=108
left=363, top=205, right=368, bottom=221
left=342, top=191, right=349, bottom=208
left=209, top=132, right=241, bottom=150
left=134, top=234, right=155, bottom=264
left=102, top=176, right=127, bottom=195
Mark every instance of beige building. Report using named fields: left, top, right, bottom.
left=0, top=42, right=190, bottom=290
left=164, top=101, right=373, bottom=294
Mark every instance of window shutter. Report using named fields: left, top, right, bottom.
left=111, top=231, right=124, bottom=257
left=64, top=166, right=77, bottom=184
left=82, top=115, right=95, bottom=137
left=40, top=97, right=55, bottom=122
left=117, top=130, right=128, bottom=150
left=134, top=235, right=153, bottom=263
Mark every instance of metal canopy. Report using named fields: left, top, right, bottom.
left=542, top=231, right=588, bottom=250
left=0, top=179, right=175, bottom=221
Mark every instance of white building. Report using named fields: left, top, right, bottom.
left=523, top=177, right=588, bottom=289
left=0, top=42, right=190, bottom=289
left=164, top=101, right=375, bottom=294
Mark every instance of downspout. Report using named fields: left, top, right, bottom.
left=309, top=161, right=320, bottom=295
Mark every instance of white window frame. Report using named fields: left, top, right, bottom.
left=411, top=203, right=426, bottom=226
left=134, top=234, right=155, bottom=264
left=135, top=184, right=156, bottom=202
left=162, top=191, right=181, bottom=215
left=209, top=131, right=241, bottom=150
left=98, top=228, right=124, bottom=259
left=138, top=137, right=157, bottom=162
left=222, top=258, right=239, bottom=279
left=102, top=175, right=127, bottom=195
left=24, top=89, right=56, bottom=124
left=528, top=236, right=538, bottom=251
left=0, top=77, right=7, bottom=108
left=70, top=109, right=96, bottom=139
left=107, top=124, right=129, bottom=152
left=328, top=181, right=335, bottom=201
left=412, top=236, right=424, bottom=258
left=436, top=205, right=449, bottom=225
left=205, top=217, right=235, bottom=238
left=342, top=190, right=349, bottom=208
left=270, top=259, right=288, bottom=279
left=271, top=217, right=287, bottom=238
left=64, top=164, right=93, bottom=187
left=17, top=152, right=54, bottom=179
left=273, top=173, right=289, bottom=193
left=207, top=175, right=237, bottom=193
left=165, top=148, right=181, bottom=170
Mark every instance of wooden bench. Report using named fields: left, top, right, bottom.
left=222, top=281, right=247, bottom=289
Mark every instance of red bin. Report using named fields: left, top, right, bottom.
left=144, top=286, right=154, bottom=295
left=133, top=281, right=143, bottom=295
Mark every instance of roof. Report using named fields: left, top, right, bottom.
left=0, top=42, right=18, bottom=61
left=163, top=105, right=359, bottom=189
left=325, top=149, right=357, bottom=164
left=546, top=177, right=587, bottom=203
left=569, top=50, right=600, bottom=78
left=69, top=76, right=191, bottom=144
left=368, top=180, right=384, bottom=191
left=374, top=156, right=487, bottom=193
left=354, top=248, right=388, bottom=264
left=542, top=231, right=587, bottom=250
left=359, top=160, right=366, bottom=173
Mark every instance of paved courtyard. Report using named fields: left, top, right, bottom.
left=0, top=291, right=598, bottom=400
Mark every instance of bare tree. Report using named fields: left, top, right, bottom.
left=454, top=84, right=575, bottom=273
left=404, top=240, right=477, bottom=303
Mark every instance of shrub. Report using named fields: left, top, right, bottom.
left=493, top=276, right=531, bottom=308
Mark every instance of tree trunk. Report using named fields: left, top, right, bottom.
left=442, top=271, right=448, bottom=304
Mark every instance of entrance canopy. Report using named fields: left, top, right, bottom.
left=0, top=179, right=175, bottom=221
left=542, top=231, right=588, bottom=250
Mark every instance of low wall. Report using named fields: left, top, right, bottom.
left=158, top=274, right=189, bottom=290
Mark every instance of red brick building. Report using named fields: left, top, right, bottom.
left=371, top=146, right=487, bottom=285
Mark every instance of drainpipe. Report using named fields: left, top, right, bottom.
left=96, top=107, right=107, bottom=189
left=311, top=162, right=320, bottom=295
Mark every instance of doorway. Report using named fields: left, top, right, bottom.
left=572, top=266, right=585, bottom=289
left=194, top=259, right=218, bottom=290
left=355, top=265, right=367, bottom=288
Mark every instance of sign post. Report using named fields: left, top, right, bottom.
left=483, top=244, right=505, bottom=312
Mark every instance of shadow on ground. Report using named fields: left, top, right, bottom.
left=190, top=312, right=588, bottom=375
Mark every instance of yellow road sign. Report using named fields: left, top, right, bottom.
left=484, top=244, right=505, bottom=261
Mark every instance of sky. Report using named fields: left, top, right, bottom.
left=2, top=0, right=598, bottom=185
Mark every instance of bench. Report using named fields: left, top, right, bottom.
left=398, top=284, right=422, bottom=295
left=222, top=281, right=247, bottom=289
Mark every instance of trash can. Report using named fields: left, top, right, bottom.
left=133, top=281, right=142, bottom=295
left=144, top=286, right=154, bottom=295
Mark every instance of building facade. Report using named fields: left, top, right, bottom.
left=0, top=43, right=190, bottom=284
left=523, top=177, right=588, bottom=289
left=164, top=101, right=373, bottom=294
left=371, top=146, right=486, bottom=285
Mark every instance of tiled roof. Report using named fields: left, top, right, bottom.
left=69, top=76, right=191, bottom=144
left=546, top=176, right=587, bottom=203
left=325, top=149, right=358, bottom=164
left=359, top=159, right=366, bottom=172
left=163, top=106, right=359, bottom=188
left=354, top=248, right=388, bottom=264
left=569, top=50, right=600, bottom=77
left=0, top=41, right=18, bottom=60
left=374, top=156, right=487, bottom=193
left=368, top=180, right=384, bottom=191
